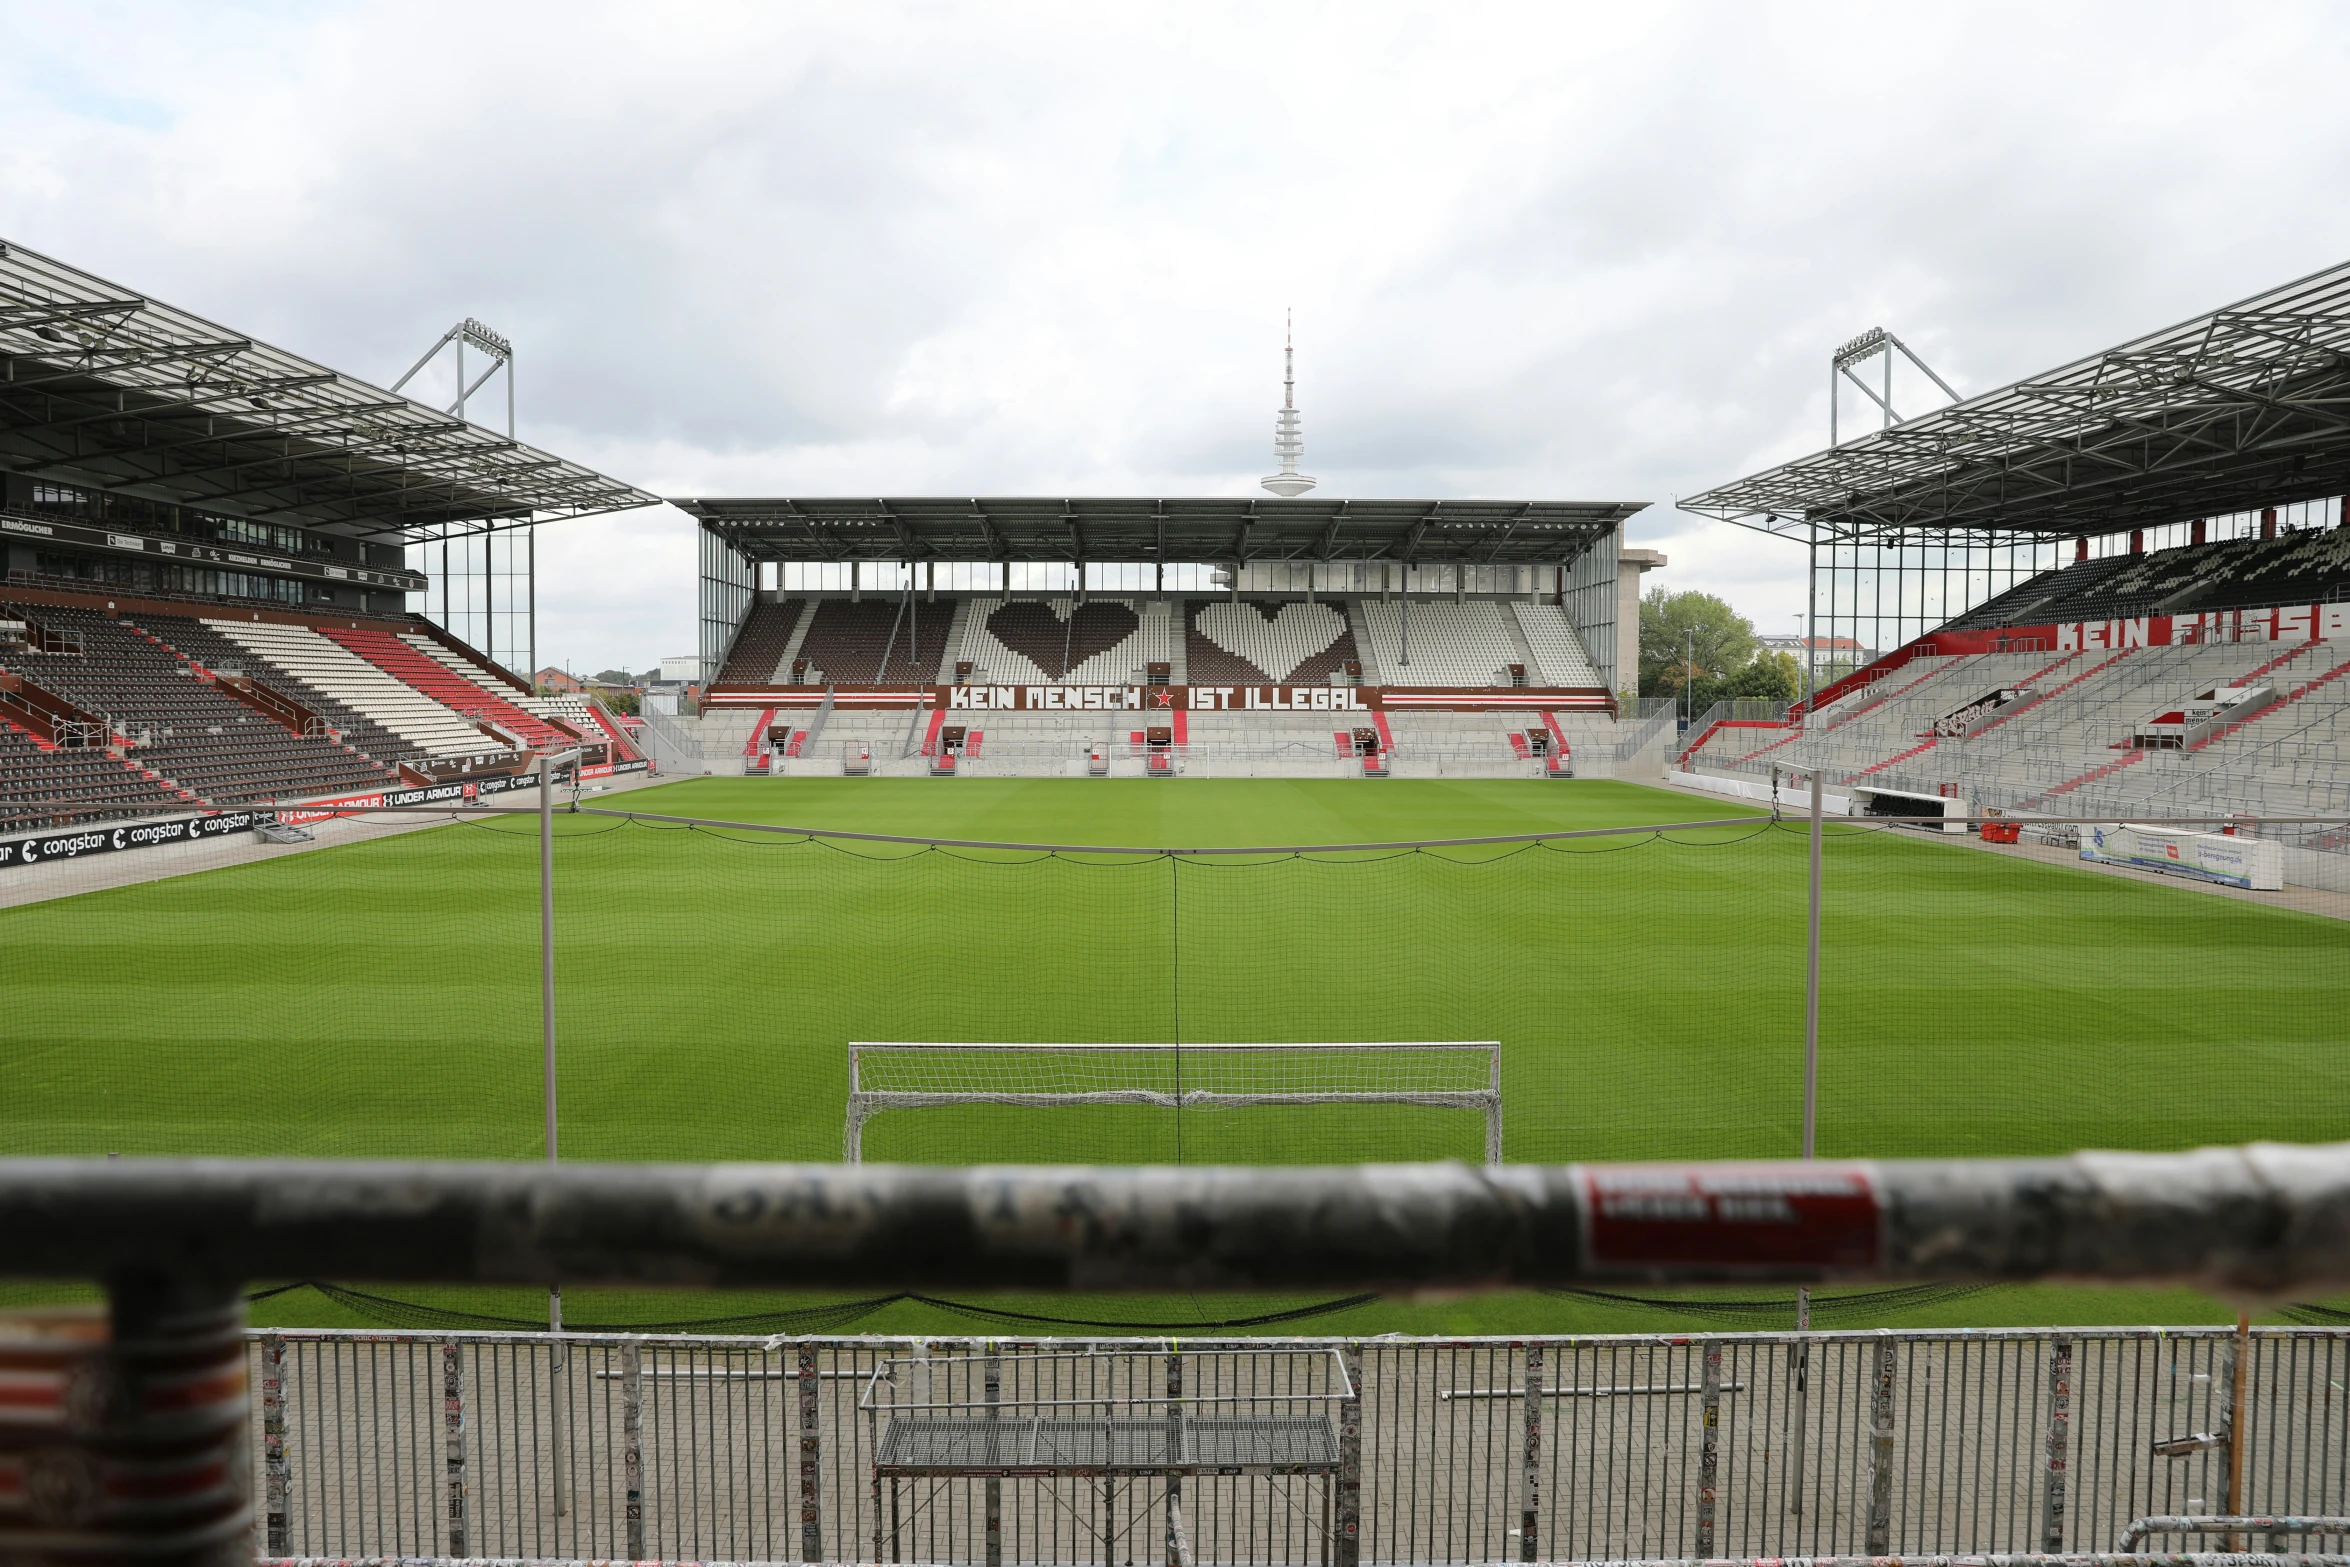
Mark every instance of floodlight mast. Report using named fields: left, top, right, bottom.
left=1828, top=325, right=1958, bottom=447
left=391, top=318, right=537, bottom=678
left=392, top=316, right=515, bottom=434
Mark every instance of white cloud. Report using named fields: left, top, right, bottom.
left=5, top=0, right=2350, bottom=667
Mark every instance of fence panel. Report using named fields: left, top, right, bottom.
left=250, top=1327, right=2350, bottom=1565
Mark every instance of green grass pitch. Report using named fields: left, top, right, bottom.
left=1, top=775, right=2342, bottom=1336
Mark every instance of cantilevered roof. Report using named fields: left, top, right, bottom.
left=677, top=496, right=1647, bottom=566
left=0, top=238, right=657, bottom=542
left=1682, top=260, right=2350, bottom=542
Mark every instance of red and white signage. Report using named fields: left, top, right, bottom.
left=1580, top=1163, right=1881, bottom=1273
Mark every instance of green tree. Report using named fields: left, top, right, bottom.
left=1638, top=589, right=1758, bottom=697
left=1722, top=649, right=1801, bottom=702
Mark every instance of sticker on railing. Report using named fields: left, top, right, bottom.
left=1579, top=1163, right=1880, bottom=1272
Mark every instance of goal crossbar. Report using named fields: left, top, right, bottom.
left=846, top=1042, right=1502, bottom=1165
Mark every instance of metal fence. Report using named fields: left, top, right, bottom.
left=250, top=1326, right=2350, bottom=1564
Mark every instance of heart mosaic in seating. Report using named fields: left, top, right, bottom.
left=985, top=600, right=1141, bottom=678
left=1194, top=601, right=1347, bottom=681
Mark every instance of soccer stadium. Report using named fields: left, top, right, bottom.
left=3, top=231, right=2350, bottom=1567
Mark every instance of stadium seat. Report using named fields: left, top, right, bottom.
left=1184, top=600, right=1356, bottom=684
left=956, top=599, right=1173, bottom=684
left=0, top=600, right=398, bottom=811
left=194, top=619, right=518, bottom=765
left=715, top=599, right=806, bottom=684
left=798, top=600, right=957, bottom=685
left=1356, top=601, right=1524, bottom=687
left=1947, top=528, right=2350, bottom=628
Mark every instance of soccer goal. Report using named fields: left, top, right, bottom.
left=844, top=1041, right=1502, bottom=1165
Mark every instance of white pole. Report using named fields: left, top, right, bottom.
left=540, top=746, right=570, bottom=1517
left=541, top=750, right=561, bottom=1331
left=1789, top=763, right=1825, bottom=1516
left=1804, top=765, right=1822, bottom=1158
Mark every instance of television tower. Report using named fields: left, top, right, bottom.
left=1261, top=309, right=1316, bottom=496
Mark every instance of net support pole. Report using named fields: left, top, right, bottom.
left=1791, top=766, right=1823, bottom=1516
left=1804, top=767, right=1822, bottom=1158
left=541, top=750, right=561, bottom=1331
left=538, top=750, right=572, bottom=1524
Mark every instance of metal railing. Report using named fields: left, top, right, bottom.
left=245, top=1325, right=2350, bottom=1564
left=16, top=1146, right=2350, bottom=1567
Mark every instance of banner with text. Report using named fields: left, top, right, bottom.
left=938, top=684, right=1379, bottom=713
left=0, top=760, right=650, bottom=870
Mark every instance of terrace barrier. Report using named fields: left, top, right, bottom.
left=234, top=1324, right=2350, bottom=1565
left=11, top=1146, right=2350, bottom=1566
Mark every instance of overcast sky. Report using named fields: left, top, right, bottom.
left=7, top=1, right=2350, bottom=671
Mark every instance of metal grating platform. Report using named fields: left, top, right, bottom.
left=875, top=1413, right=1339, bottom=1476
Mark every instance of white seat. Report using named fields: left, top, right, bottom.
left=205, top=620, right=517, bottom=761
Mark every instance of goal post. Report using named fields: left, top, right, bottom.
left=845, top=1041, right=1502, bottom=1165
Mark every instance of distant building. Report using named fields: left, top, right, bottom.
left=537, top=667, right=584, bottom=692
left=1759, top=633, right=1875, bottom=663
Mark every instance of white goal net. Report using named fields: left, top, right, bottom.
left=845, top=1042, right=1501, bottom=1165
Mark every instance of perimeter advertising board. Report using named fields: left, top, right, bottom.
left=0, top=808, right=270, bottom=870
left=0, top=760, right=649, bottom=873
left=2080, top=823, right=2283, bottom=890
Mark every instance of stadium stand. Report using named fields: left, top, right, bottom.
left=1510, top=602, right=1603, bottom=686
left=0, top=718, right=185, bottom=829
left=1946, top=528, right=2350, bottom=628
left=557, top=693, right=644, bottom=762
left=311, top=627, right=571, bottom=748
left=196, top=619, right=518, bottom=765
left=955, top=599, right=1177, bottom=684
left=1184, top=600, right=1356, bottom=685
left=396, top=637, right=613, bottom=749
left=715, top=599, right=807, bottom=683
left=0, top=602, right=395, bottom=806
left=1356, top=601, right=1532, bottom=687
left=798, top=599, right=955, bottom=685
left=139, top=614, right=422, bottom=770
left=1681, top=632, right=2350, bottom=824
